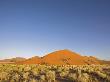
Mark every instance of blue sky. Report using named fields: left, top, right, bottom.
left=0, top=0, right=110, bottom=60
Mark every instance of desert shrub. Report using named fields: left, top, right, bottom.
left=0, top=64, right=110, bottom=82
left=68, top=73, right=77, bottom=82
left=59, top=71, right=69, bottom=78
left=23, top=66, right=31, bottom=72
left=39, top=75, right=45, bottom=82
left=31, top=68, right=39, bottom=76
left=30, top=78, right=37, bottom=82
left=56, top=66, right=64, bottom=73
left=0, top=72, right=8, bottom=81
left=77, top=73, right=90, bottom=82
left=11, top=73, right=20, bottom=82
left=96, top=71, right=107, bottom=79
left=46, top=70, right=55, bottom=82
left=23, top=72, right=30, bottom=81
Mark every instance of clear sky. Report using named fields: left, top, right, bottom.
left=0, top=0, right=110, bottom=60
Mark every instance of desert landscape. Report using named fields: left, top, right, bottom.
left=0, top=0, right=110, bottom=82
left=0, top=50, right=110, bottom=82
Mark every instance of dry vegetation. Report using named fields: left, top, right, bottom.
left=0, top=64, right=110, bottom=82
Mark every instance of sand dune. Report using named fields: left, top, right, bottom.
left=1, top=50, right=109, bottom=65
left=16, top=49, right=101, bottom=65
left=17, top=56, right=41, bottom=64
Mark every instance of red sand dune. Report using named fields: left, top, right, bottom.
left=16, top=49, right=101, bottom=65
left=17, top=56, right=41, bottom=64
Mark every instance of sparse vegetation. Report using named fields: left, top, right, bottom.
left=0, top=64, right=110, bottom=82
